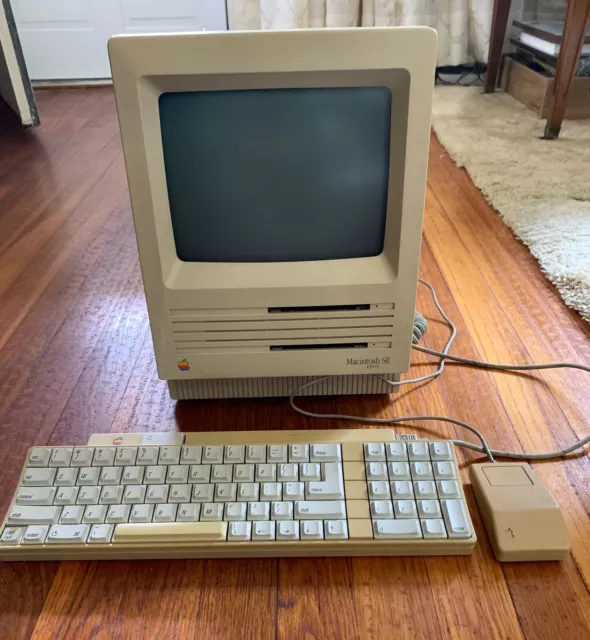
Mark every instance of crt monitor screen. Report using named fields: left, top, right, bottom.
left=159, top=86, right=391, bottom=263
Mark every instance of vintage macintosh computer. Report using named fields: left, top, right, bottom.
left=1, top=28, right=583, bottom=562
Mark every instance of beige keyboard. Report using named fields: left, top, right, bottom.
left=0, top=430, right=476, bottom=560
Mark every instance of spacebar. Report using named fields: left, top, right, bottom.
left=113, top=522, right=228, bottom=543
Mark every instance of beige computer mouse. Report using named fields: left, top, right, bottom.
left=470, top=462, right=570, bottom=562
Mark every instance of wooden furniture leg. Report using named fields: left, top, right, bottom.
left=543, top=0, right=590, bottom=139
left=484, top=0, right=513, bottom=93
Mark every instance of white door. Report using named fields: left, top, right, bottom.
left=10, top=0, right=227, bottom=80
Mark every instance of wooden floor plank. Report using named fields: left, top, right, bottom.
left=0, top=88, right=588, bottom=640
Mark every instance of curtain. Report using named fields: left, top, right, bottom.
left=226, top=0, right=492, bottom=64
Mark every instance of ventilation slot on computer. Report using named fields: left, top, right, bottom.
left=169, top=303, right=395, bottom=354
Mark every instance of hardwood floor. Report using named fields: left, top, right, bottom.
left=0, top=87, right=588, bottom=640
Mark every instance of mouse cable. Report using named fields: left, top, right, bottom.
left=289, top=279, right=590, bottom=464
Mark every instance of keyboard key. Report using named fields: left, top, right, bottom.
left=388, top=462, right=411, bottom=481
left=233, top=464, right=255, bottom=482
left=277, top=463, right=298, bottom=482
left=224, top=502, right=247, bottom=521
left=366, top=462, right=388, bottom=481
left=277, top=521, right=299, bottom=540
left=106, top=505, right=131, bottom=524
left=146, top=485, right=169, bottom=504
left=177, top=503, right=200, bottom=522
left=294, top=500, right=346, bottom=520
left=301, top=520, right=323, bottom=540
left=300, top=463, right=321, bottom=482
left=247, top=502, right=270, bottom=520
left=267, top=445, right=288, bottom=463
left=364, top=443, right=386, bottom=461
left=211, top=465, right=233, bottom=483
left=252, top=521, right=275, bottom=541
left=224, top=446, right=245, bottom=463
left=390, top=480, right=414, bottom=499
left=237, top=483, right=259, bottom=502
left=306, top=463, right=345, bottom=500
left=99, top=467, right=123, bottom=485
left=408, top=442, right=430, bottom=461
left=189, top=465, right=211, bottom=483
left=441, top=500, right=472, bottom=538
left=88, top=524, right=114, bottom=543
left=310, top=444, right=341, bottom=462
left=437, top=480, right=461, bottom=499
left=370, top=500, right=394, bottom=519
left=8, top=506, right=60, bottom=525
left=191, top=485, right=214, bottom=503
left=430, top=442, right=452, bottom=461
left=394, top=500, right=418, bottom=519
left=434, top=461, right=456, bottom=480
left=27, top=448, right=51, bottom=467
left=385, top=442, right=407, bottom=461
left=228, top=521, right=251, bottom=541
left=200, top=503, right=223, bottom=521
left=203, top=446, right=223, bottom=464
left=122, top=485, right=146, bottom=504
left=137, top=447, right=159, bottom=465
left=373, top=519, right=422, bottom=539
left=159, top=446, right=181, bottom=465
left=71, top=448, right=94, bottom=467
left=55, top=468, right=78, bottom=487
left=77, top=486, right=100, bottom=505
left=122, top=466, right=144, bottom=484
left=16, top=487, right=56, bottom=506
left=113, top=522, right=228, bottom=543
left=180, top=446, right=202, bottom=465
left=83, top=505, right=108, bottom=524
left=417, top=500, right=442, bottom=519
left=422, top=518, right=447, bottom=539
left=22, top=468, right=56, bottom=487
left=153, top=504, right=177, bottom=523
left=167, top=465, right=189, bottom=484
left=214, top=483, right=237, bottom=502
left=77, top=467, right=99, bottom=486
left=55, top=487, right=79, bottom=505
left=144, top=466, right=166, bottom=484
left=93, top=448, right=116, bottom=466
left=1, top=527, right=25, bottom=545
left=49, top=448, right=73, bottom=467
left=46, top=524, right=90, bottom=544
left=414, top=480, right=437, bottom=499
left=59, top=506, right=84, bottom=524
left=324, top=520, right=348, bottom=540
left=245, top=445, right=266, bottom=463
left=99, top=486, right=123, bottom=505
left=260, top=482, right=282, bottom=501
left=115, top=447, right=137, bottom=466
left=130, top=504, right=154, bottom=523
left=283, top=482, right=304, bottom=501
left=271, top=501, right=293, bottom=520
left=411, top=461, right=433, bottom=480
left=22, top=525, right=49, bottom=544
left=289, top=444, right=309, bottom=463
left=255, top=464, right=276, bottom=482
left=367, top=481, right=390, bottom=499
left=169, top=484, right=191, bottom=503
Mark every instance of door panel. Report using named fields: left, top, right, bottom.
left=10, top=0, right=227, bottom=80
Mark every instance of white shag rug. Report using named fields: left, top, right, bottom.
left=431, top=86, right=590, bottom=322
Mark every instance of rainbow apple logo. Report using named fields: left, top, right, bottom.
left=177, top=359, right=190, bottom=372
left=112, top=437, right=123, bottom=446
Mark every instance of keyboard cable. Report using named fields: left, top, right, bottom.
left=289, top=279, right=590, bottom=464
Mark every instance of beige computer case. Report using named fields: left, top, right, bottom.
left=108, top=28, right=437, bottom=399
